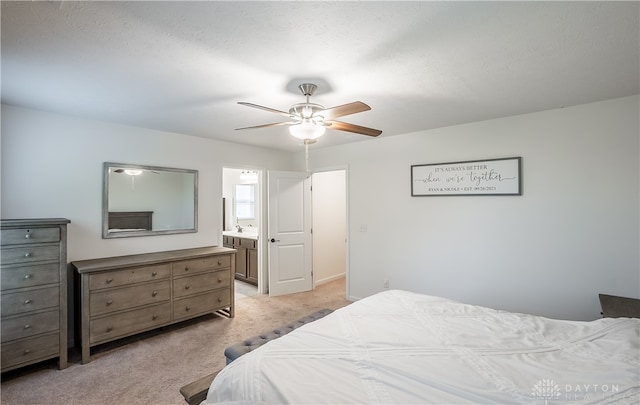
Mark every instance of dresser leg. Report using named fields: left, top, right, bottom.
left=81, top=345, right=91, bottom=364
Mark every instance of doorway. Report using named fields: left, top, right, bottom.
left=311, top=169, right=347, bottom=288
left=265, top=168, right=347, bottom=297
left=222, top=167, right=347, bottom=298
left=222, top=167, right=264, bottom=297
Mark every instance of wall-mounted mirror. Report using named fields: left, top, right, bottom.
left=103, top=162, right=198, bottom=238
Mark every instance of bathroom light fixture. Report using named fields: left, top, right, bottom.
left=124, top=169, right=143, bottom=176
left=240, top=170, right=258, bottom=183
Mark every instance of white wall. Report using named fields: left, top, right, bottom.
left=300, top=96, right=639, bottom=321
left=312, top=170, right=346, bottom=286
left=0, top=104, right=292, bottom=262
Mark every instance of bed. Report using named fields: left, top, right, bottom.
left=107, top=211, right=153, bottom=232
left=203, top=290, right=639, bottom=404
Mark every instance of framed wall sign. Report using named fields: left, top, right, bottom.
left=411, top=157, right=522, bottom=196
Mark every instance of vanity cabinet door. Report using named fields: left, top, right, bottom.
left=232, top=238, right=248, bottom=279
left=247, top=247, right=258, bottom=284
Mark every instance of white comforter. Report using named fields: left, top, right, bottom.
left=204, top=290, right=640, bottom=404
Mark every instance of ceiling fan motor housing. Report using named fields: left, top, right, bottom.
left=298, top=83, right=317, bottom=96
left=289, top=103, right=324, bottom=120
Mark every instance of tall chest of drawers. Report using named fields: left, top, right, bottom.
left=72, top=246, right=235, bottom=364
left=0, top=218, right=70, bottom=372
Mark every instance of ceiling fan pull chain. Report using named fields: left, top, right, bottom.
left=305, top=141, right=310, bottom=177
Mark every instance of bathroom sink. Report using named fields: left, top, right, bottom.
left=222, top=230, right=258, bottom=240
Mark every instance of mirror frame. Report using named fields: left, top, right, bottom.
left=102, top=162, right=198, bottom=238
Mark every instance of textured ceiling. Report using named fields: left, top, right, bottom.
left=2, top=1, right=638, bottom=152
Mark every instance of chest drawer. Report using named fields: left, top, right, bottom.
left=1, top=263, right=60, bottom=291
left=1, top=245, right=60, bottom=265
left=1, top=286, right=59, bottom=317
left=1, top=332, right=59, bottom=370
left=90, top=302, right=171, bottom=344
left=1, top=309, right=59, bottom=342
left=89, top=263, right=171, bottom=291
left=173, top=270, right=231, bottom=299
left=1, top=227, right=60, bottom=246
left=173, top=290, right=231, bottom=321
left=172, top=255, right=231, bottom=277
left=90, top=280, right=171, bottom=316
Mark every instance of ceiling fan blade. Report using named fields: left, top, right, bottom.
left=238, top=102, right=295, bottom=118
left=235, top=121, right=296, bottom=131
left=319, top=101, right=371, bottom=120
left=326, top=120, right=382, bottom=137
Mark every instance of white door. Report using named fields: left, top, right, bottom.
left=267, top=170, right=313, bottom=296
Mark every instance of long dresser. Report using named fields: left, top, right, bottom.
left=72, top=246, right=235, bottom=364
left=1, top=218, right=70, bottom=373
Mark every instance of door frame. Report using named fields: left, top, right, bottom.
left=221, top=166, right=267, bottom=294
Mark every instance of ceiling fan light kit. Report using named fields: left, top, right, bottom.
left=289, top=119, right=326, bottom=140
left=236, top=83, right=381, bottom=142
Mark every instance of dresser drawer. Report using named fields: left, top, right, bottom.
left=90, top=302, right=171, bottom=344
left=173, top=290, right=231, bottom=321
left=1, top=332, right=59, bottom=370
left=172, top=255, right=231, bottom=277
left=1, top=263, right=60, bottom=291
left=89, top=263, right=171, bottom=291
left=173, top=270, right=231, bottom=299
left=1, top=227, right=60, bottom=246
left=1, top=245, right=60, bottom=265
left=1, top=309, right=59, bottom=342
left=90, top=280, right=170, bottom=316
left=1, top=286, right=59, bottom=317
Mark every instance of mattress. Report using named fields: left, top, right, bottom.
left=204, top=290, right=640, bottom=404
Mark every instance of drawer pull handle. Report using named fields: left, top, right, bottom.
left=106, top=327, right=113, bottom=332
left=23, top=349, right=30, bottom=355
left=217, top=278, right=222, bottom=283
left=185, top=306, right=191, bottom=311
left=106, top=300, right=113, bottom=306
left=106, top=278, right=113, bottom=284
left=152, top=290, right=158, bottom=297
left=184, top=266, right=190, bottom=272
left=24, top=252, right=32, bottom=258
left=152, top=315, right=158, bottom=320
left=185, top=284, right=190, bottom=290
left=24, top=299, right=31, bottom=305
left=24, top=233, right=31, bottom=239
left=152, top=271, right=157, bottom=277
left=24, top=274, right=32, bottom=280
left=217, top=297, right=222, bottom=303
left=24, top=324, right=31, bottom=329
left=218, top=260, right=222, bottom=265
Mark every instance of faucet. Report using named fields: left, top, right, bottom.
left=235, top=224, right=243, bottom=233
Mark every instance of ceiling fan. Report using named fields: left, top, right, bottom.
left=236, top=83, right=382, bottom=143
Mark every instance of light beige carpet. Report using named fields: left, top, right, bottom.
left=1, top=278, right=349, bottom=405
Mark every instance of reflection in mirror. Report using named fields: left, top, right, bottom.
left=103, top=162, right=198, bottom=238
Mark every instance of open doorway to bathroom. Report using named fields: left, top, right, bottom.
left=222, top=167, right=263, bottom=299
